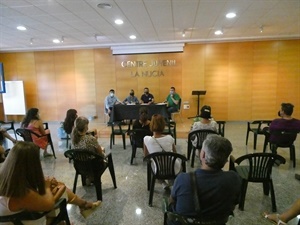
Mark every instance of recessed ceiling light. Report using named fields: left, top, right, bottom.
left=53, top=39, right=60, bottom=44
left=115, top=19, right=123, bottom=25
left=97, top=3, right=112, bottom=9
left=226, top=12, right=236, bottom=18
left=17, top=26, right=27, bottom=31
left=214, top=30, right=223, bottom=35
left=129, top=35, right=136, bottom=39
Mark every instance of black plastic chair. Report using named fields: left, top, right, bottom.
left=64, top=149, right=117, bottom=201
left=0, top=198, right=70, bottom=225
left=263, top=129, right=299, bottom=168
left=187, top=129, right=218, bottom=167
left=16, top=126, right=56, bottom=158
left=128, top=129, right=153, bottom=164
left=0, top=120, right=17, bottom=139
left=163, top=120, right=177, bottom=144
left=229, top=153, right=286, bottom=212
left=216, top=120, right=226, bottom=137
left=143, top=151, right=187, bottom=206
left=246, top=120, right=272, bottom=150
left=109, top=121, right=129, bottom=149
left=162, top=198, right=229, bottom=225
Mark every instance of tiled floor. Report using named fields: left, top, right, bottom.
left=4, top=119, right=300, bottom=225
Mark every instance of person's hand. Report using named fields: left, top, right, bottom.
left=44, top=176, right=54, bottom=189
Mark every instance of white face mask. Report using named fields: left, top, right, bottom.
left=170, top=91, right=174, bottom=95
left=110, top=93, right=114, bottom=97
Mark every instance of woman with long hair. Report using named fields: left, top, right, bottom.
left=63, top=109, right=98, bottom=138
left=21, top=108, right=52, bottom=157
left=0, top=142, right=101, bottom=223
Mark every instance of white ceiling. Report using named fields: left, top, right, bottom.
left=0, top=0, right=300, bottom=52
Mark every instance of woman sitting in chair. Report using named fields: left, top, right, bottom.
left=21, top=108, right=52, bottom=157
left=143, top=114, right=177, bottom=190
left=0, top=142, right=101, bottom=223
left=71, top=116, right=105, bottom=156
left=63, top=109, right=98, bottom=138
left=191, top=105, right=218, bottom=132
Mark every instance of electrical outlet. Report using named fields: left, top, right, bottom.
left=183, top=105, right=190, bottom=109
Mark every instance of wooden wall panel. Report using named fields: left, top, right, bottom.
left=182, top=44, right=205, bottom=118
left=0, top=39, right=300, bottom=121
left=252, top=41, right=278, bottom=119
left=94, top=49, right=115, bottom=121
left=204, top=43, right=229, bottom=120
left=34, top=52, right=57, bottom=121
left=228, top=42, right=253, bottom=120
left=73, top=50, right=96, bottom=119
left=54, top=51, right=76, bottom=121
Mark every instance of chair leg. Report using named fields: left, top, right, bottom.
left=253, top=133, right=258, bottom=150
left=110, top=134, right=113, bottom=149
left=73, top=173, right=78, bottom=194
left=269, top=181, right=277, bottom=212
left=107, top=155, right=117, bottom=188
left=94, top=175, right=102, bottom=201
left=239, top=180, right=248, bottom=211
left=130, top=146, right=136, bottom=165
left=122, top=134, right=126, bottom=149
left=263, top=181, right=270, bottom=196
left=47, top=134, right=56, bottom=159
left=149, top=176, right=156, bottom=207
left=245, top=130, right=249, bottom=145
left=291, top=145, right=296, bottom=168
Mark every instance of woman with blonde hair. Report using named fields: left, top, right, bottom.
left=0, top=142, right=101, bottom=224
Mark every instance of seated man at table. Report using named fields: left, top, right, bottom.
left=140, top=87, right=154, bottom=105
left=123, top=89, right=139, bottom=105
left=165, top=86, right=180, bottom=119
left=104, top=89, right=122, bottom=116
left=269, top=102, right=300, bottom=145
left=168, top=135, right=241, bottom=224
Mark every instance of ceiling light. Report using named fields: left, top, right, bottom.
left=61, top=36, right=64, bottom=43
left=182, top=31, right=186, bottom=37
left=226, top=12, right=236, bottom=18
left=30, top=38, right=33, bottom=45
left=129, top=35, right=136, bottom=39
left=53, top=39, right=60, bottom=44
left=214, top=30, right=223, bottom=35
left=17, top=26, right=27, bottom=31
left=115, top=19, right=123, bottom=25
left=97, top=3, right=112, bottom=9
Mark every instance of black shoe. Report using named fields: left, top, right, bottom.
left=295, top=173, right=300, bottom=181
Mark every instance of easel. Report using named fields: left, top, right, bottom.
left=188, top=90, right=206, bottom=119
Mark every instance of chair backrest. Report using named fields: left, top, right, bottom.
left=232, top=153, right=286, bottom=181
left=269, top=130, right=299, bottom=147
left=64, top=149, right=105, bottom=176
left=188, top=129, right=218, bottom=150
left=16, top=128, right=34, bottom=142
left=216, top=121, right=226, bottom=137
left=129, top=129, right=153, bottom=148
left=177, top=98, right=182, bottom=111
left=144, top=151, right=187, bottom=180
left=248, top=120, right=272, bottom=133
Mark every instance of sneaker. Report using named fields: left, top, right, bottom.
left=295, top=173, right=300, bottom=181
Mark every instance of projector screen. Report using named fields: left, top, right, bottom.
left=2, top=81, right=26, bottom=115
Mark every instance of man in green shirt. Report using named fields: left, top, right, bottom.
left=165, top=86, right=181, bottom=119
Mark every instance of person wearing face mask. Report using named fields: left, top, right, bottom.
left=165, top=86, right=181, bottom=119
left=123, top=89, right=139, bottom=105
left=104, top=89, right=122, bottom=116
left=140, top=87, right=154, bottom=105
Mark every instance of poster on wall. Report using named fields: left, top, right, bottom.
left=2, top=81, right=26, bottom=115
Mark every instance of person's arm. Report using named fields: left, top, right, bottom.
left=172, top=143, right=177, bottom=153
left=11, top=180, right=55, bottom=212
left=38, top=120, right=47, bottom=135
left=143, top=143, right=149, bottom=156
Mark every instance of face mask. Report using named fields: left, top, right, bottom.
left=278, top=111, right=281, bottom=117
left=144, top=91, right=149, bottom=94
left=110, top=93, right=114, bottom=97
left=130, top=92, right=134, bottom=96
left=170, top=91, right=174, bottom=95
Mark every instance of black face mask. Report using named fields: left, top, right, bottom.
left=278, top=111, right=281, bottom=117
left=130, top=92, right=134, bottom=96
left=144, top=91, right=149, bottom=94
